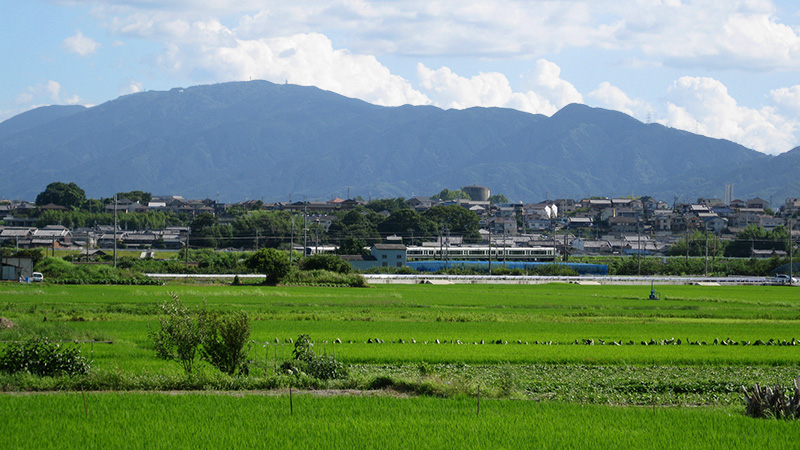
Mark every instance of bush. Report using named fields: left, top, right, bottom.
left=307, top=354, right=348, bottom=380
left=743, top=378, right=800, bottom=420
left=299, top=254, right=352, bottom=273
left=148, top=293, right=202, bottom=374
left=246, top=248, right=293, bottom=285
left=199, top=310, right=251, bottom=376
left=282, top=269, right=367, bottom=287
left=0, top=338, right=91, bottom=376
left=284, top=334, right=348, bottom=380
left=531, top=264, right=579, bottom=276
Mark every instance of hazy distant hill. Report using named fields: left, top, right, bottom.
left=0, top=80, right=792, bottom=202
left=0, top=105, right=85, bottom=139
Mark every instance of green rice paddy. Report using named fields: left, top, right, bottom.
left=2, top=282, right=799, bottom=448
left=2, top=393, right=798, bottom=450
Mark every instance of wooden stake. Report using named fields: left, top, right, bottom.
left=81, top=385, right=88, bottom=418
left=477, top=384, right=481, bottom=416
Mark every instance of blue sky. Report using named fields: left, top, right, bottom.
left=4, top=0, right=800, bottom=155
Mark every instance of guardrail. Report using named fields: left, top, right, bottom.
left=145, top=273, right=779, bottom=285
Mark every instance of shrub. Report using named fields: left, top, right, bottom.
left=299, top=253, right=352, bottom=273
left=199, top=310, right=251, bottom=376
left=282, top=270, right=367, bottom=287
left=0, top=338, right=91, bottom=376
left=743, top=378, right=800, bottom=419
left=245, top=248, right=293, bottom=285
left=307, top=354, right=348, bottom=380
left=148, top=293, right=202, bottom=374
left=531, top=264, right=579, bottom=276
left=284, top=334, right=347, bottom=380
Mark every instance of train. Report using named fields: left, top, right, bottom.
left=406, top=245, right=557, bottom=262
left=298, top=244, right=558, bottom=262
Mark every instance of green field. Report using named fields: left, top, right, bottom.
left=2, top=282, right=799, bottom=447
left=2, top=283, right=800, bottom=369
left=2, top=393, right=798, bottom=450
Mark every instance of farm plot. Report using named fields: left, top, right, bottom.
left=1, top=282, right=799, bottom=404
left=2, top=393, right=799, bottom=450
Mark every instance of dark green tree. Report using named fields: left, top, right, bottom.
left=377, top=209, right=437, bottom=244
left=422, top=205, right=481, bottom=243
left=299, top=253, right=352, bottom=273
left=431, top=188, right=470, bottom=201
left=489, top=193, right=509, bottom=204
left=335, top=236, right=369, bottom=256
left=365, top=198, right=410, bottom=213
left=246, top=248, right=293, bottom=285
left=327, top=209, right=381, bottom=245
left=35, top=182, right=86, bottom=209
left=116, top=190, right=152, bottom=205
left=724, top=225, right=789, bottom=257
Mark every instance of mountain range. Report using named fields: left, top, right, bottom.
left=1, top=80, right=797, bottom=204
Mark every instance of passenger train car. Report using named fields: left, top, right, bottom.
left=406, top=245, right=556, bottom=262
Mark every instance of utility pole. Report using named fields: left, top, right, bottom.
left=637, top=217, right=641, bottom=276
left=488, top=229, right=492, bottom=275
left=685, top=227, right=689, bottom=262
left=789, top=219, right=794, bottom=284
left=290, top=217, right=295, bottom=263
left=445, top=225, right=450, bottom=269
left=303, top=196, right=308, bottom=256
left=503, top=228, right=507, bottom=266
left=185, top=228, right=190, bottom=267
left=113, top=194, right=118, bottom=268
left=704, top=222, right=709, bottom=276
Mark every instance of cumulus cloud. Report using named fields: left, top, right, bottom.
left=662, top=76, right=797, bottom=154
left=63, top=30, right=101, bottom=56
left=417, top=59, right=581, bottom=115
left=94, top=1, right=800, bottom=71
left=120, top=80, right=144, bottom=95
left=770, top=85, right=800, bottom=115
left=588, top=82, right=651, bottom=119
left=151, top=21, right=429, bottom=107
left=2, top=81, right=85, bottom=122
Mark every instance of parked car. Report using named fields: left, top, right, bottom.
left=775, top=274, right=797, bottom=285
left=31, top=272, right=44, bottom=282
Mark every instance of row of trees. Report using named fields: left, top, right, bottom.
left=667, top=225, right=791, bottom=258
left=190, top=203, right=482, bottom=250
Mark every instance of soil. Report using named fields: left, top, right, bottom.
left=0, top=317, right=16, bottom=329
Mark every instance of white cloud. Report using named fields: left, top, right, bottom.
left=63, top=30, right=101, bottom=56
left=94, top=1, right=800, bottom=71
left=770, top=85, right=800, bottom=115
left=13, top=80, right=82, bottom=107
left=588, top=82, right=651, bottom=119
left=120, top=80, right=143, bottom=95
left=417, top=59, right=582, bottom=115
left=662, top=76, right=797, bottom=154
left=152, top=22, right=429, bottom=107
left=45, top=80, right=62, bottom=101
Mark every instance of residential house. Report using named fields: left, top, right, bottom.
left=609, top=216, right=638, bottom=234
left=760, top=215, right=784, bottom=231
left=343, top=243, right=407, bottom=270
left=31, top=225, right=72, bottom=248
left=0, top=227, right=34, bottom=246
left=746, top=198, right=770, bottom=210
